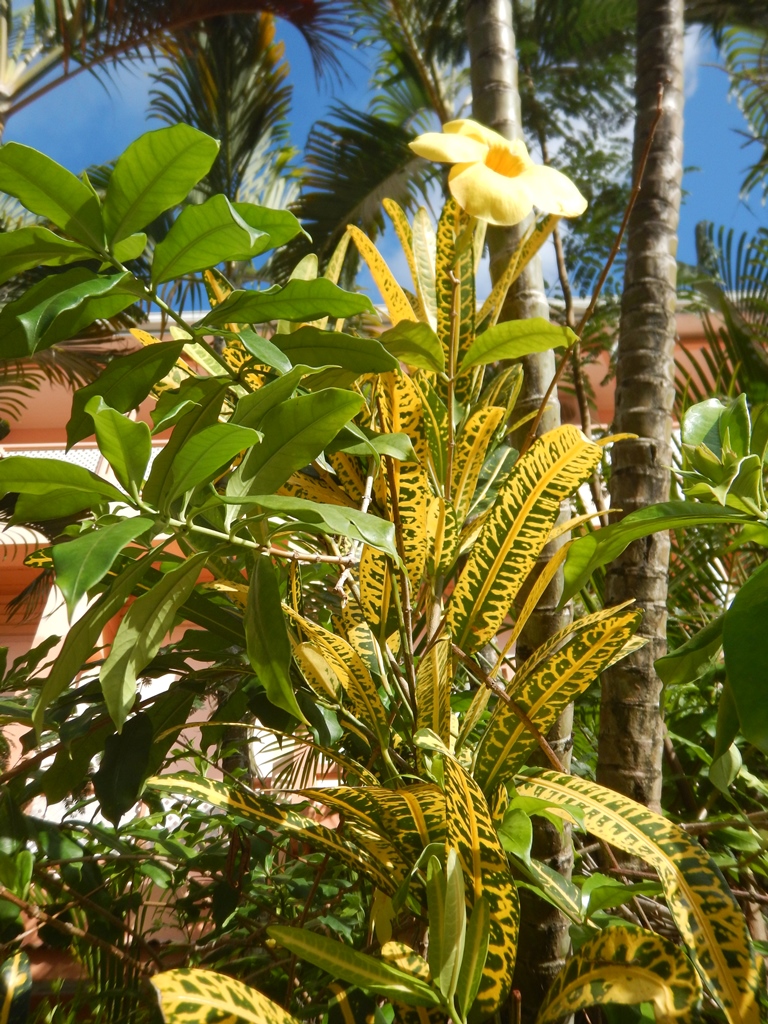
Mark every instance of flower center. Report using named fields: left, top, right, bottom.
left=485, top=145, right=525, bottom=178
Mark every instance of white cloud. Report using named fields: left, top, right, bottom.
left=684, top=26, right=706, bottom=100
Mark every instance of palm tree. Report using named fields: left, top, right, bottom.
left=0, top=0, right=344, bottom=138
left=597, top=0, right=686, bottom=813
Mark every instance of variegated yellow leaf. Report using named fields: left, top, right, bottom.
left=373, top=783, right=446, bottom=862
left=426, top=497, right=459, bottom=578
left=381, top=942, right=432, bottom=982
left=451, top=407, right=506, bottom=525
left=377, top=372, right=430, bottom=470
left=446, top=425, right=603, bottom=653
left=0, top=951, right=30, bottom=1024
left=412, top=207, right=438, bottom=329
left=327, top=452, right=367, bottom=505
left=153, top=968, right=303, bottom=1024
left=435, top=199, right=475, bottom=404
left=475, top=608, right=643, bottom=793
left=442, top=755, right=519, bottom=1018
left=278, top=470, right=358, bottom=508
left=515, top=770, right=761, bottom=1024
left=384, top=198, right=429, bottom=324
left=293, top=642, right=341, bottom=702
left=347, top=224, right=416, bottom=325
left=416, top=635, right=452, bottom=746
left=284, top=609, right=390, bottom=750
left=309, top=231, right=353, bottom=329
left=287, top=562, right=302, bottom=617
left=148, top=774, right=402, bottom=894
left=537, top=924, right=702, bottom=1024
left=359, top=544, right=395, bottom=634
left=477, top=214, right=559, bottom=327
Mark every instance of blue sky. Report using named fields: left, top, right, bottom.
left=5, top=25, right=764, bottom=280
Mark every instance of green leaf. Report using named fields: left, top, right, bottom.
left=111, top=232, right=147, bottom=263
left=86, top=397, right=151, bottom=495
left=0, top=225, right=96, bottom=284
left=33, top=554, right=152, bottom=735
left=458, top=317, right=575, bottom=374
left=378, top=320, right=445, bottom=373
left=53, top=518, right=152, bottom=619
left=198, top=279, right=375, bottom=327
left=723, top=560, right=768, bottom=754
left=233, top=494, right=398, bottom=561
left=455, top=895, right=490, bottom=1019
left=67, top=341, right=185, bottom=446
left=143, top=378, right=230, bottom=508
left=562, top=502, right=754, bottom=605
left=271, top=325, right=398, bottom=375
left=227, top=389, right=364, bottom=498
left=232, top=201, right=307, bottom=248
left=246, top=557, right=305, bottom=722
left=682, top=399, right=725, bottom=455
left=0, top=267, right=141, bottom=358
left=100, top=552, right=208, bottom=729
left=0, top=142, right=105, bottom=249
left=104, top=124, right=219, bottom=244
left=230, top=366, right=321, bottom=429
left=0, top=457, right=123, bottom=517
left=160, top=422, right=261, bottom=507
left=268, top=926, right=440, bottom=1007
left=151, top=194, right=269, bottom=285
left=237, top=329, right=292, bottom=374
left=655, top=615, right=724, bottom=687
left=425, top=855, right=449, bottom=991
left=153, top=967, right=304, bottom=1024
left=497, top=807, right=533, bottom=864
left=93, top=713, right=154, bottom=825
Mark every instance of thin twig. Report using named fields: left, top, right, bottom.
left=519, top=85, right=666, bottom=458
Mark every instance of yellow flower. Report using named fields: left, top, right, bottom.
left=409, top=119, right=587, bottom=227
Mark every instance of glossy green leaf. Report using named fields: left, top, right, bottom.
left=497, top=807, right=533, bottom=864
left=655, top=615, right=724, bottom=687
left=682, top=398, right=725, bottom=455
left=33, top=554, right=152, bottom=735
left=198, top=278, right=375, bottom=327
left=562, top=502, right=754, bottom=604
left=233, top=494, right=398, bottom=560
left=455, top=895, right=490, bottom=1019
left=93, top=712, right=154, bottom=824
left=458, top=317, right=575, bottom=374
left=378, top=320, right=445, bottom=373
left=246, top=557, right=305, bottom=722
left=271, top=325, right=398, bottom=375
left=153, top=967, right=304, bottom=1024
left=0, top=267, right=141, bottom=357
left=53, top=517, right=152, bottom=619
left=227, top=390, right=364, bottom=498
left=268, top=926, right=440, bottom=1007
left=232, top=201, right=307, bottom=248
left=143, top=378, right=230, bottom=508
left=237, top=329, right=293, bottom=374
left=0, top=142, right=105, bottom=249
left=86, top=397, right=151, bottom=495
left=151, top=194, right=269, bottom=284
left=67, top=341, right=185, bottom=446
left=723, top=560, right=768, bottom=754
left=100, top=552, right=208, bottom=729
left=0, top=456, right=123, bottom=513
left=104, top=124, right=219, bottom=244
left=111, top=232, right=147, bottom=262
left=160, top=422, right=261, bottom=507
left=0, top=225, right=96, bottom=284
left=230, top=366, right=322, bottom=429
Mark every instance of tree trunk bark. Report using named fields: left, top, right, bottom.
left=466, top=2, right=571, bottom=1019
left=598, top=0, right=684, bottom=812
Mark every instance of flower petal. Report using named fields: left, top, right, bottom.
left=445, top=121, right=533, bottom=166
left=409, top=132, right=487, bottom=164
left=517, top=165, right=588, bottom=217
left=448, top=162, right=533, bottom=226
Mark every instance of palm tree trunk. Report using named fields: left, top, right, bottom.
left=466, top=2, right=571, bottom=1018
left=598, top=0, right=684, bottom=812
